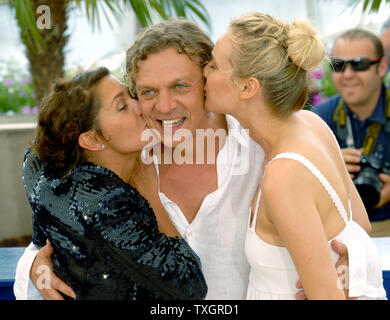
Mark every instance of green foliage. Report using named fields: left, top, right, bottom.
left=348, top=0, right=390, bottom=13
left=320, top=62, right=338, bottom=98
left=383, top=70, right=390, bottom=89
left=0, top=59, right=127, bottom=116
left=8, top=0, right=46, bottom=53
left=0, top=60, right=37, bottom=115
left=8, top=0, right=211, bottom=53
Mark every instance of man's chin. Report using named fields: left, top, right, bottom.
left=157, top=123, right=194, bottom=147
left=343, top=96, right=361, bottom=107
left=340, top=86, right=361, bottom=99
left=160, top=134, right=193, bottom=149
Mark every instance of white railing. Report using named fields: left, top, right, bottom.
left=0, top=123, right=36, bottom=131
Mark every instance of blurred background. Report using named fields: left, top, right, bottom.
left=0, top=0, right=390, bottom=246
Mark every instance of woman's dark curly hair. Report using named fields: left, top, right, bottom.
left=32, top=67, right=110, bottom=175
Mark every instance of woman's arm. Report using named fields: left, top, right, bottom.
left=22, top=149, right=76, bottom=300
left=23, top=149, right=205, bottom=299
left=347, top=174, right=371, bottom=233
left=93, top=187, right=207, bottom=300
left=145, top=192, right=182, bottom=238
left=130, top=162, right=181, bottom=238
left=316, top=114, right=371, bottom=233
left=262, top=162, right=345, bottom=300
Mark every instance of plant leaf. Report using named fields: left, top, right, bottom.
left=9, top=0, right=46, bottom=51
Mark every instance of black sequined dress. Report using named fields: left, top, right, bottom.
left=22, top=149, right=207, bottom=300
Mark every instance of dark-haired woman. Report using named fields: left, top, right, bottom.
left=21, top=67, right=207, bottom=300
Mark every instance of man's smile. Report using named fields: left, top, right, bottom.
left=158, top=117, right=186, bottom=127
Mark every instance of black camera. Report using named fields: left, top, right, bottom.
left=354, top=154, right=390, bottom=209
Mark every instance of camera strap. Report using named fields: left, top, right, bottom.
left=384, top=89, right=390, bottom=162
left=332, top=89, right=390, bottom=156
left=332, top=100, right=348, bottom=144
left=361, top=122, right=381, bottom=155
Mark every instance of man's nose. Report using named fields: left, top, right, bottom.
left=155, top=90, right=175, bottom=114
left=342, top=64, right=355, bottom=77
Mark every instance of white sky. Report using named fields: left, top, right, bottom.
left=0, top=0, right=389, bottom=73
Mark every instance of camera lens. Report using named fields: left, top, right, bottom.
left=355, top=184, right=380, bottom=209
left=354, top=167, right=382, bottom=209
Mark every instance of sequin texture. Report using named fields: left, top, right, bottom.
left=23, top=149, right=207, bottom=300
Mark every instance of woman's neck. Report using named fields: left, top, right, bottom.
left=86, top=150, right=139, bottom=183
left=232, top=100, right=297, bottom=159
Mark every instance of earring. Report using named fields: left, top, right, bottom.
left=101, top=144, right=105, bottom=149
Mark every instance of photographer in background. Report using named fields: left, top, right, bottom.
left=313, top=28, right=390, bottom=237
left=380, top=17, right=390, bottom=87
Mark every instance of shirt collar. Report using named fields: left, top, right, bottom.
left=368, top=85, right=386, bottom=125
left=225, top=114, right=250, bottom=148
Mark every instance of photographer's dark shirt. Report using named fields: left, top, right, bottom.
left=312, top=85, right=390, bottom=221
left=23, top=148, right=207, bottom=300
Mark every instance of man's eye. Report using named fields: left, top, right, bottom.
left=142, top=89, right=155, bottom=96
left=176, top=83, right=185, bottom=89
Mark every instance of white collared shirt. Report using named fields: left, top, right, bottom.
left=14, top=115, right=264, bottom=300
left=155, top=115, right=264, bottom=299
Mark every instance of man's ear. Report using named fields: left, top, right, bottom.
left=379, top=56, right=388, bottom=78
left=79, top=131, right=103, bottom=151
left=239, top=77, right=261, bottom=100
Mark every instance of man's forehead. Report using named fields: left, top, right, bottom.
left=137, top=74, right=201, bottom=85
left=135, top=50, right=203, bottom=87
left=332, top=37, right=376, bottom=57
left=137, top=47, right=200, bottom=69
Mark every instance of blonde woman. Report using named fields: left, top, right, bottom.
left=203, top=12, right=387, bottom=300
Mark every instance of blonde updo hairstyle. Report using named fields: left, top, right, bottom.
left=228, top=12, right=325, bottom=117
